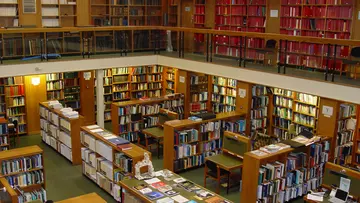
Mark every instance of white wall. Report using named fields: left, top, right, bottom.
left=2, top=54, right=359, bottom=104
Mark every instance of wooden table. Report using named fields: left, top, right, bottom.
left=142, top=127, right=164, bottom=158
left=205, top=154, right=243, bottom=194
left=56, top=193, right=106, bottom=203
left=119, top=174, right=233, bottom=203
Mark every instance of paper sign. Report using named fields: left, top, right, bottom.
left=340, top=177, right=351, bottom=192
left=185, top=7, right=190, bottom=12
left=238, top=88, right=246, bottom=98
left=179, top=76, right=185, bottom=83
left=83, top=72, right=91, bottom=80
left=270, top=10, right=278, bottom=18
left=322, top=105, right=333, bottom=118
left=358, top=11, right=360, bottom=20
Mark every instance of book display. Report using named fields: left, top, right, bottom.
left=189, top=73, right=210, bottom=114
left=211, top=76, right=237, bottom=113
left=214, top=0, right=267, bottom=59
left=241, top=137, right=330, bottom=202
left=163, top=111, right=247, bottom=172
left=0, top=118, right=9, bottom=151
left=80, top=124, right=150, bottom=201
left=4, top=76, right=27, bottom=135
left=280, top=0, right=354, bottom=71
left=111, top=96, right=174, bottom=142
left=39, top=101, right=84, bottom=165
left=334, top=103, right=356, bottom=166
left=90, top=0, right=162, bottom=26
left=272, top=87, right=319, bottom=139
left=251, top=85, right=269, bottom=137
left=0, top=146, right=47, bottom=203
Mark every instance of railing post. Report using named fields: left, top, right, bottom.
left=158, top=30, right=161, bottom=54
left=88, top=37, right=91, bottom=58
left=283, top=40, right=288, bottom=74
left=153, top=30, right=157, bottom=54
left=82, top=38, right=85, bottom=58
left=178, top=31, right=181, bottom=58
left=239, top=36, right=243, bottom=67
left=0, top=40, right=3, bottom=64
left=46, top=37, right=49, bottom=61
left=181, top=31, right=185, bottom=58
left=40, top=39, right=43, bottom=61
left=278, top=40, right=282, bottom=73
left=124, top=31, right=128, bottom=56
left=332, top=44, right=337, bottom=82
left=325, top=44, right=331, bottom=81
left=243, top=36, right=247, bottom=67
left=206, top=33, right=209, bottom=62
left=210, top=34, right=213, bottom=62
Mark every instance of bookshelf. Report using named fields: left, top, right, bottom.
left=0, top=145, right=47, bottom=203
left=241, top=137, right=330, bottom=202
left=334, top=103, right=356, bottom=166
left=189, top=73, right=210, bottom=114
left=168, top=0, right=179, bottom=27
left=111, top=96, right=170, bottom=142
left=193, top=0, right=206, bottom=53
left=251, top=85, right=269, bottom=137
left=163, top=111, right=247, bottom=172
left=211, top=76, right=237, bottom=113
left=104, top=68, right=113, bottom=121
left=46, top=73, right=64, bottom=101
left=214, top=0, right=267, bottom=59
left=272, top=87, right=320, bottom=139
left=4, top=76, right=27, bottom=135
left=113, top=67, right=131, bottom=102
left=0, top=78, right=6, bottom=118
left=41, top=0, right=60, bottom=27
left=39, top=102, right=84, bottom=165
left=0, top=118, right=9, bottom=151
left=0, top=0, right=19, bottom=28
left=90, top=0, right=162, bottom=26
left=355, top=105, right=360, bottom=167
left=80, top=125, right=150, bottom=200
left=279, top=0, right=354, bottom=71
left=63, top=72, right=80, bottom=110
left=165, top=66, right=177, bottom=95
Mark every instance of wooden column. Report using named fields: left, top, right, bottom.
left=176, top=70, right=189, bottom=118
left=265, top=0, right=280, bottom=34
left=96, top=69, right=105, bottom=128
left=24, top=74, right=47, bottom=134
left=79, top=71, right=95, bottom=125
left=236, top=81, right=252, bottom=136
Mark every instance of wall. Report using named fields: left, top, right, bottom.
left=24, top=75, right=47, bottom=134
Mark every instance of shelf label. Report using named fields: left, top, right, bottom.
left=270, top=10, right=278, bottom=18
left=238, top=88, right=246, bottom=98
left=179, top=76, right=185, bottom=83
left=322, top=105, right=333, bottom=118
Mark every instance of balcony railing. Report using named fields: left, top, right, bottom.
left=0, top=26, right=359, bottom=87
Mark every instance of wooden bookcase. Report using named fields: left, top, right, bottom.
left=189, top=72, right=211, bottom=114
left=90, top=0, right=162, bottom=26
left=165, top=66, right=178, bottom=95
left=163, top=111, right=247, bottom=172
left=4, top=76, right=27, bottom=135
left=39, top=101, right=84, bottom=165
left=80, top=125, right=150, bottom=199
left=333, top=103, right=357, bottom=166
left=214, top=0, right=267, bottom=59
left=168, top=0, right=179, bottom=26
left=251, top=85, right=270, bottom=137
left=272, top=87, right=320, bottom=139
left=211, top=76, right=237, bottom=113
left=111, top=96, right=171, bottom=142
left=0, top=118, right=9, bottom=151
left=353, top=105, right=360, bottom=167
left=0, top=78, right=7, bottom=118
left=241, top=137, right=331, bottom=202
left=279, top=0, right=355, bottom=71
left=0, top=145, right=46, bottom=203
left=41, top=0, right=77, bottom=27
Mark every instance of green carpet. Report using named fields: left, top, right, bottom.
left=15, top=132, right=303, bottom=202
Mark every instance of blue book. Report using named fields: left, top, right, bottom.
left=108, top=137, right=129, bottom=146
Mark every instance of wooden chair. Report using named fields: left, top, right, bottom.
left=342, top=47, right=360, bottom=79
left=204, top=160, right=230, bottom=194
left=255, top=39, right=277, bottom=66
left=8, top=120, right=19, bottom=148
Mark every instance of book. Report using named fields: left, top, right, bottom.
left=195, top=190, right=215, bottom=199
left=151, top=181, right=166, bottom=189
left=117, top=144, right=132, bottom=150
left=164, top=190, right=179, bottom=196
left=145, top=191, right=164, bottom=200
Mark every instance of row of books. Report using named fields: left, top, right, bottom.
left=212, top=95, right=236, bottom=106
left=0, top=123, right=8, bottom=135
left=212, top=104, right=236, bottom=113
left=5, top=85, right=25, bottom=96
left=191, top=92, right=208, bottom=102
left=295, top=103, right=317, bottom=116
left=339, top=103, right=356, bottom=118
left=5, top=170, right=44, bottom=187
left=174, top=129, right=199, bottom=145
left=1, top=154, right=43, bottom=175
left=274, top=96, right=293, bottom=108
left=114, top=152, right=133, bottom=173
left=190, top=102, right=207, bottom=112
left=17, top=188, right=47, bottom=203
left=173, top=151, right=220, bottom=172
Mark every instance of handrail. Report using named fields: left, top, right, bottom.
left=0, top=26, right=359, bottom=47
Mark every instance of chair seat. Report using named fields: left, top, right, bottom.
left=342, top=59, right=359, bottom=65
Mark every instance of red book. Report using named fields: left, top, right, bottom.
left=117, top=144, right=132, bottom=151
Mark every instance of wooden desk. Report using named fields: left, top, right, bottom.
left=142, top=127, right=164, bottom=158
left=119, top=174, right=233, bottom=203
left=56, top=193, right=106, bottom=203
left=205, top=154, right=243, bottom=194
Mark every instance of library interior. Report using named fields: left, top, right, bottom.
left=1, top=0, right=360, bottom=203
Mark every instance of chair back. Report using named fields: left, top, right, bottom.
left=350, top=47, right=360, bottom=58
left=222, top=131, right=251, bottom=158
left=12, top=120, right=18, bottom=128
left=265, top=40, right=277, bottom=49
left=205, top=160, right=218, bottom=171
